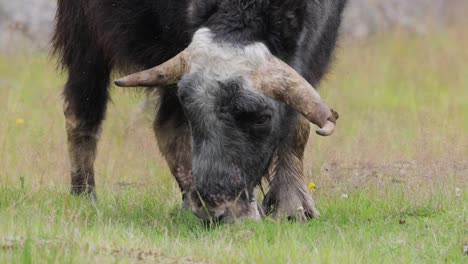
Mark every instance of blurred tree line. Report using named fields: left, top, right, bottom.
left=0, top=0, right=466, bottom=51
left=342, top=0, right=466, bottom=38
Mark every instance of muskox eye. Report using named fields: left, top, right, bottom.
left=255, top=114, right=271, bottom=125
left=229, top=82, right=242, bottom=91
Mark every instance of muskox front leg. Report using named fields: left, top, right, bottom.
left=62, top=50, right=111, bottom=200
left=263, top=114, right=320, bottom=220
left=153, top=89, right=192, bottom=209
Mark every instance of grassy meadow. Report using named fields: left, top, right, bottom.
left=0, top=27, right=467, bottom=263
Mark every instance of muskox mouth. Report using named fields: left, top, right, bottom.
left=190, top=191, right=263, bottom=223
left=206, top=201, right=262, bottom=224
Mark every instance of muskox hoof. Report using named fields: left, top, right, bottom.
left=70, top=186, right=97, bottom=204
left=262, top=186, right=320, bottom=221
left=181, top=195, right=191, bottom=211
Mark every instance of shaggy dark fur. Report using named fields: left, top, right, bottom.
left=53, top=0, right=348, bottom=221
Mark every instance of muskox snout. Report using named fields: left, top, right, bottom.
left=191, top=203, right=227, bottom=222
left=188, top=190, right=262, bottom=223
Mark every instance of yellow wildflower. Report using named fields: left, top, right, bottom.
left=308, top=182, right=316, bottom=191
left=16, top=118, right=25, bottom=125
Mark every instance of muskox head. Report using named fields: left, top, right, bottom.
left=115, top=28, right=338, bottom=222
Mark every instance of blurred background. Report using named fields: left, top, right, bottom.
left=0, top=2, right=466, bottom=262
left=1, top=0, right=467, bottom=51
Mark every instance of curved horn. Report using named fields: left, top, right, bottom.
left=114, top=50, right=190, bottom=87
left=252, top=58, right=338, bottom=136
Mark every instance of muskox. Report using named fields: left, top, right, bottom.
left=53, top=0, right=347, bottom=222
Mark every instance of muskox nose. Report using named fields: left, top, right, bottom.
left=191, top=205, right=227, bottom=222
left=189, top=191, right=262, bottom=223
left=188, top=190, right=223, bottom=221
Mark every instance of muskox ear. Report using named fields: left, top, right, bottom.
left=252, top=57, right=338, bottom=136
left=115, top=50, right=191, bottom=87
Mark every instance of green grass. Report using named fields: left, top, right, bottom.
left=0, top=28, right=467, bottom=263
left=0, top=185, right=465, bottom=263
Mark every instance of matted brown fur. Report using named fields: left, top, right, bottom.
left=153, top=110, right=193, bottom=207
left=64, top=103, right=100, bottom=199
left=263, top=115, right=320, bottom=219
